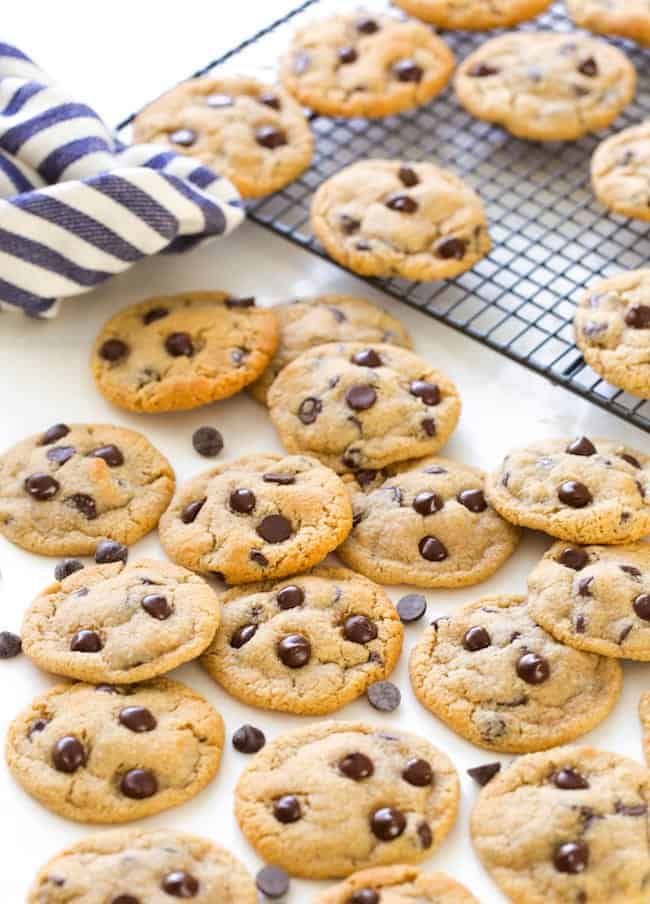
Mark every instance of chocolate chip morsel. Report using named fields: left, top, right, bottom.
left=192, top=426, right=224, bottom=458
left=233, top=724, right=266, bottom=754
left=0, top=631, right=22, bottom=658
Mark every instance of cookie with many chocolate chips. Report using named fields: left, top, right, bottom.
left=485, top=437, right=650, bottom=544
left=200, top=566, right=403, bottom=715
left=471, top=746, right=650, bottom=904
left=311, top=159, right=490, bottom=281
left=92, top=291, right=279, bottom=413
left=159, top=453, right=352, bottom=583
left=6, top=678, right=223, bottom=824
left=592, top=123, right=650, bottom=223
left=317, top=865, right=479, bottom=904
left=133, top=75, right=313, bottom=198
left=528, top=541, right=650, bottom=661
left=28, top=827, right=257, bottom=903
left=393, top=0, right=552, bottom=29
left=280, top=11, right=455, bottom=118
left=268, top=343, right=461, bottom=473
left=568, top=0, right=650, bottom=48
left=455, top=32, right=636, bottom=142
left=249, top=295, right=413, bottom=405
left=0, top=423, right=174, bottom=556
left=338, top=456, right=520, bottom=588
left=575, top=270, right=650, bottom=399
left=21, top=559, right=220, bottom=683
left=235, top=721, right=459, bottom=878
left=409, top=595, right=622, bottom=753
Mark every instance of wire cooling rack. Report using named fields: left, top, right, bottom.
left=119, top=0, right=650, bottom=432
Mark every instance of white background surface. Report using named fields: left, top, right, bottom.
left=1, top=2, right=649, bottom=901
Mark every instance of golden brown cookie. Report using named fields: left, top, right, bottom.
left=316, top=865, right=479, bottom=903
left=394, top=0, right=553, bottom=29
left=568, top=0, right=650, bottom=47
left=592, top=123, right=650, bottom=223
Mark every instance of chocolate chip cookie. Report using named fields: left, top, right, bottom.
left=28, top=828, right=257, bottom=903
left=485, top=437, right=650, bottom=544
left=575, top=270, right=650, bottom=399
left=235, top=721, right=459, bottom=878
left=638, top=693, right=650, bottom=765
left=92, top=291, right=279, bottom=413
left=21, top=558, right=220, bottom=683
left=311, top=159, right=491, bottom=281
left=568, top=0, right=650, bottom=48
left=592, top=123, right=650, bottom=223
left=133, top=75, right=313, bottom=199
left=6, top=678, right=223, bottom=824
left=455, top=32, right=636, bottom=142
left=393, top=0, right=553, bottom=30
left=409, top=595, right=622, bottom=753
left=280, top=11, right=455, bottom=118
left=267, top=343, right=461, bottom=473
left=200, top=565, right=403, bottom=715
left=528, top=541, right=650, bottom=661
left=471, top=746, right=650, bottom=904
left=159, top=453, right=352, bottom=583
left=316, top=865, right=479, bottom=904
left=249, top=295, right=413, bottom=405
left=338, top=456, right=520, bottom=588
left=0, top=423, right=174, bottom=556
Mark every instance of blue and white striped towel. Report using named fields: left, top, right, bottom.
left=0, top=43, right=245, bottom=318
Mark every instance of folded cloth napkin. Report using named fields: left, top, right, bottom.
left=0, top=43, right=245, bottom=317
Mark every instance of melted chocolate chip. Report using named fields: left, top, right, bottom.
left=386, top=193, right=418, bottom=213
left=412, top=491, right=443, bottom=515
left=621, top=565, right=642, bottom=578
left=467, top=762, right=501, bottom=786
left=352, top=348, right=382, bottom=368
left=47, top=445, right=75, bottom=465
left=566, top=436, right=596, bottom=456
left=233, top=724, right=266, bottom=754
left=70, top=630, right=102, bottom=653
left=370, top=806, right=406, bottom=840
left=142, top=593, right=172, bottom=620
left=120, top=768, right=158, bottom=799
left=257, top=514, right=292, bottom=543
left=298, top=397, right=322, bottom=424
left=622, top=453, right=642, bottom=468
left=161, top=871, right=199, bottom=897
left=52, top=736, right=86, bottom=773
left=142, top=306, right=169, bottom=324
left=410, top=380, right=440, bottom=405
left=343, top=615, right=378, bottom=644
left=277, top=585, right=304, bottom=609
left=67, top=493, right=97, bottom=520
left=558, top=481, right=592, bottom=508
left=516, top=652, right=550, bottom=684
left=255, top=865, right=289, bottom=900
left=436, top=237, right=467, bottom=260
left=273, top=795, right=301, bottom=823
left=346, top=384, right=377, bottom=410
left=339, top=752, right=374, bottom=781
left=457, top=488, right=487, bottom=512
left=625, top=304, right=650, bottom=329
left=24, top=473, right=59, bottom=500
left=397, top=593, right=427, bottom=623
left=170, top=128, right=196, bottom=146
left=469, top=62, right=499, bottom=77
left=402, top=757, right=433, bottom=786
left=558, top=547, right=589, bottom=570
left=552, top=767, right=589, bottom=790
left=633, top=594, right=650, bottom=621
left=230, top=488, right=256, bottom=514
left=578, top=57, right=598, bottom=77
left=463, top=626, right=491, bottom=651
left=95, top=539, right=128, bottom=564
left=40, top=423, right=70, bottom=445
left=192, top=427, right=223, bottom=457
left=367, top=680, right=400, bottom=712
left=263, top=472, right=296, bottom=485
left=165, top=332, right=194, bottom=357
left=99, top=338, right=128, bottom=362
left=392, top=59, right=422, bottom=82
left=231, top=624, right=257, bottom=648
left=277, top=633, right=311, bottom=668
left=181, top=498, right=205, bottom=524
left=256, top=126, right=287, bottom=149
left=554, top=841, right=589, bottom=874
left=419, top=536, right=448, bottom=561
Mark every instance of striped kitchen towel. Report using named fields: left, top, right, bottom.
left=0, top=43, right=245, bottom=318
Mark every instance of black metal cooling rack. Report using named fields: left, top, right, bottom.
left=119, top=0, right=650, bottom=432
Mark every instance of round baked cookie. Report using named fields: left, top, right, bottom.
left=485, top=436, right=650, bottom=544
left=0, top=423, right=174, bottom=556
left=268, top=343, right=461, bottom=473
left=249, top=295, right=413, bottom=405
left=393, top=0, right=553, bottom=30
left=409, top=595, right=622, bottom=753
left=567, top=0, right=650, bottom=47
left=159, top=453, right=352, bottom=583
left=133, top=75, right=313, bottom=199
left=338, top=456, right=520, bottom=588
left=28, top=828, right=256, bottom=903
left=311, top=159, right=491, bottom=281
left=6, top=678, right=223, bottom=824
left=575, top=270, right=650, bottom=399
left=638, top=693, right=650, bottom=765
left=200, top=566, right=403, bottom=715
left=528, top=541, right=650, bottom=661
left=92, top=291, right=279, bottom=413
left=235, top=721, right=459, bottom=879
left=316, top=865, right=479, bottom=904
left=455, top=32, right=636, bottom=142
left=471, top=746, right=650, bottom=904
left=592, top=123, right=650, bottom=223
left=280, top=11, right=455, bottom=118
left=22, top=558, right=220, bottom=684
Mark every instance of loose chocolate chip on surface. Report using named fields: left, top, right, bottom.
left=467, top=762, right=501, bottom=786
left=413, top=492, right=443, bottom=515
left=457, top=488, right=487, bottom=512
left=256, top=865, right=289, bottom=900
left=339, top=752, right=374, bottom=781
left=343, top=615, right=377, bottom=644
left=99, top=339, right=128, bottom=362
left=634, top=594, right=650, bottom=621
left=516, top=652, right=550, bottom=684
left=558, top=481, right=592, bottom=508
left=257, top=514, right=292, bottom=543
left=277, top=585, right=304, bottom=609
left=181, top=499, right=205, bottom=523
left=70, top=630, right=102, bottom=653
left=0, top=632, right=21, bottom=658
left=277, top=633, right=311, bottom=668
left=554, top=841, right=589, bottom=874
left=396, top=593, right=427, bottom=623
left=402, top=757, right=433, bottom=786
left=367, top=680, right=401, bottom=712
left=142, top=593, right=172, bottom=620
left=161, top=871, right=199, bottom=897
left=165, top=332, right=194, bottom=357
left=256, top=126, right=287, bottom=149
left=352, top=348, right=382, bottom=368
left=386, top=193, right=418, bottom=213
left=119, top=706, right=157, bottom=733
left=392, top=59, right=422, bottom=82
left=566, top=436, right=596, bottom=456
left=233, top=724, right=266, bottom=754
left=370, top=806, right=407, bottom=840
left=419, top=536, right=448, bottom=561
left=40, top=423, right=70, bottom=445
left=463, top=626, right=491, bottom=651
left=273, top=794, right=301, bottom=823
left=89, top=444, right=124, bottom=466
left=192, top=427, right=223, bottom=457
left=436, top=237, right=467, bottom=260
left=68, top=494, right=97, bottom=520
left=552, top=767, right=589, bottom=790
left=346, top=384, right=377, bottom=410
left=398, top=165, right=419, bottom=187
left=231, top=624, right=258, bottom=649
left=170, top=128, right=197, bottom=146
left=95, top=540, right=128, bottom=564
left=142, top=306, right=169, bottom=324
left=230, top=488, right=256, bottom=514
left=53, top=736, right=86, bottom=773
left=120, top=768, right=158, bottom=799
left=24, top=473, right=59, bottom=500
left=410, top=380, right=440, bottom=405
left=298, top=397, right=322, bottom=424
left=558, top=547, right=588, bottom=570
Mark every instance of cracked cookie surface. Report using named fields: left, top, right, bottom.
left=280, top=11, right=455, bottom=118
left=409, top=595, right=622, bottom=753
left=6, top=678, right=224, bottom=824
left=574, top=270, right=650, bottom=399
left=235, top=720, right=459, bottom=878
left=568, top=0, right=650, bottom=47
left=28, top=827, right=256, bottom=903
left=528, top=541, right=650, bottom=661
left=471, top=746, right=650, bottom=904
left=200, top=566, right=403, bottom=715
left=159, top=453, right=352, bottom=583
left=393, top=0, right=553, bottom=30
left=592, top=123, right=650, bottom=223
left=311, top=159, right=490, bottom=281
left=338, top=456, right=520, bottom=588
left=0, top=423, right=174, bottom=556
left=455, top=32, right=636, bottom=142
left=22, top=559, right=220, bottom=684
left=249, top=295, right=413, bottom=405
left=133, top=75, right=313, bottom=199
left=268, top=343, right=461, bottom=473
left=316, top=865, right=479, bottom=904
left=485, top=436, right=650, bottom=544
left=92, top=291, right=279, bottom=413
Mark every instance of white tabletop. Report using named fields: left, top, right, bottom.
left=2, top=3, right=648, bottom=901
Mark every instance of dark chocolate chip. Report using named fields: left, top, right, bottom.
left=230, top=488, right=256, bottom=514
left=367, top=680, right=401, bottom=712
left=277, top=633, right=311, bottom=668
left=356, top=16, right=379, bottom=33
left=250, top=549, right=269, bottom=567
left=552, top=768, right=589, bottom=790
left=516, top=652, right=550, bottom=684
left=277, top=585, right=304, bottom=609
left=370, top=806, right=406, bottom=840
left=410, top=380, right=440, bottom=405
left=412, top=492, right=443, bottom=515
left=578, top=576, right=593, bottom=597
left=338, top=46, right=358, bottom=64
left=40, top=423, right=70, bottom=445
left=28, top=718, right=49, bottom=739
left=24, top=473, right=59, bottom=500
left=554, top=841, right=589, bottom=874
left=469, top=62, right=499, bottom=77
left=343, top=615, right=378, bottom=644
left=161, top=871, right=199, bottom=897
left=578, top=57, right=598, bottom=77
left=422, top=418, right=436, bottom=436
left=70, top=630, right=102, bottom=653
left=349, top=891, right=379, bottom=904
left=52, top=736, right=86, bottom=773
left=89, top=444, right=124, bottom=467
left=257, top=514, right=292, bottom=543
left=338, top=752, right=374, bottom=781
left=558, top=481, right=592, bottom=508
left=419, top=536, right=447, bottom=561
left=558, top=547, right=589, bottom=570
left=165, top=332, right=194, bottom=357
left=67, top=493, right=97, bottom=520
left=273, top=794, right=301, bottom=823
left=417, top=822, right=433, bottom=848
left=55, top=559, right=84, bottom=581
left=119, top=706, right=157, bottom=733
left=436, top=237, right=467, bottom=260
left=619, top=624, right=633, bottom=643
left=170, top=128, right=197, bottom=146
left=386, top=193, right=418, bottom=213
left=99, top=338, right=128, bottom=362
left=256, top=126, right=287, bottom=149
left=340, top=214, right=361, bottom=234
left=142, top=593, right=172, bottom=620
left=225, top=296, right=255, bottom=308
left=120, top=768, right=158, bottom=799
left=258, top=93, right=281, bottom=110
left=142, top=306, right=169, bottom=324
left=355, top=469, right=378, bottom=487
left=463, top=626, right=491, bottom=651
left=398, top=165, right=419, bottom=187
left=566, top=436, right=596, bottom=456
left=621, top=565, right=642, bottom=578
left=467, top=762, right=501, bottom=786
left=625, top=304, right=650, bottom=329
left=233, top=724, right=266, bottom=754
left=181, top=498, right=205, bottom=523
left=396, top=593, right=427, bottom=623
left=47, top=445, right=75, bottom=465
left=622, top=453, right=642, bottom=468
left=346, top=384, right=377, bottom=410
left=256, top=865, right=289, bottom=900
left=298, top=397, right=322, bottom=424
left=231, top=624, right=257, bottom=649
left=263, top=472, right=296, bottom=485
left=95, top=539, right=128, bottom=564
left=392, top=59, right=422, bottom=82
left=633, top=594, right=650, bottom=621
left=0, top=631, right=21, bottom=658
left=192, top=427, right=223, bottom=457
left=352, top=348, right=382, bottom=368
left=402, top=757, right=433, bottom=786
left=457, top=488, right=487, bottom=512
left=615, top=801, right=647, bottom=816
left=112, top=896, right=140, bottom=904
